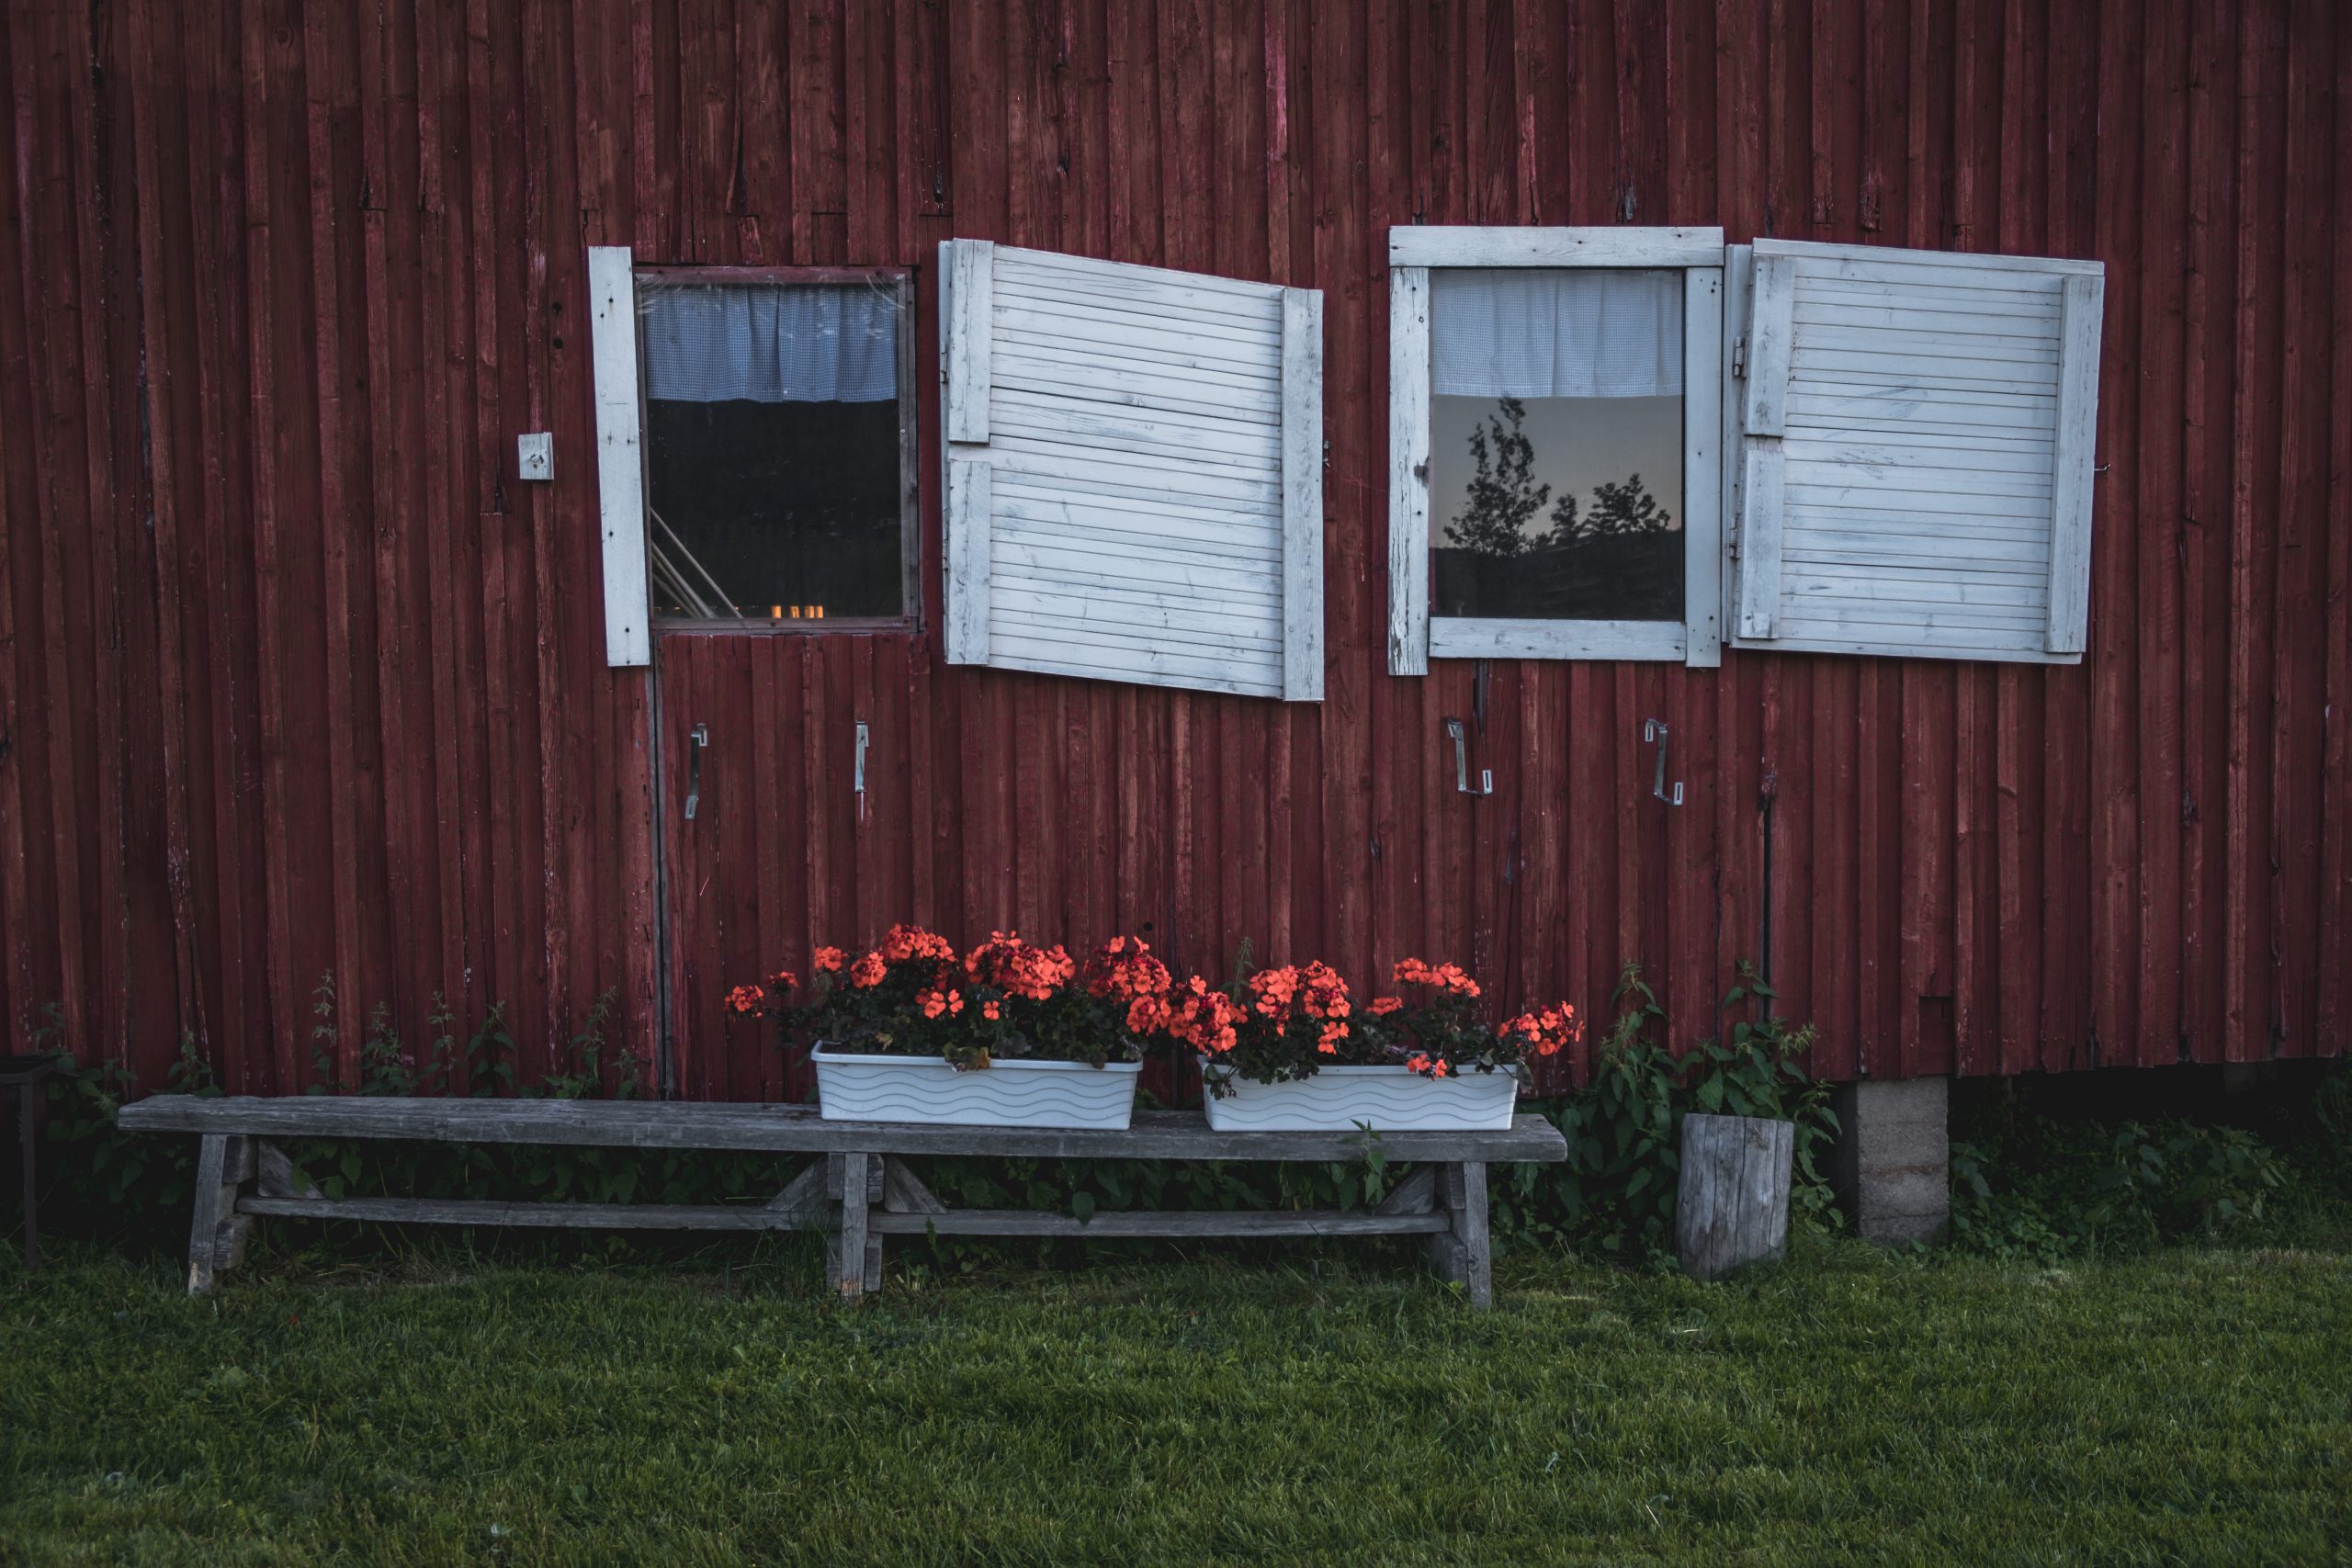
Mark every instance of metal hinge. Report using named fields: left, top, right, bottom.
left=1731, top=333, right=1747, bottom=378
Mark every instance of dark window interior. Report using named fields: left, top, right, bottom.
left=645, top=397, right=903, bottom=620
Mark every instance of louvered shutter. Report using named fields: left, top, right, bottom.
left=1727, top=240, right=2104, bottom=663
left=939, top=241, right=1325, bottom=701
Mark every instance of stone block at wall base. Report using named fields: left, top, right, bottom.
left=1833, top=1077, right=1949, bottom=1245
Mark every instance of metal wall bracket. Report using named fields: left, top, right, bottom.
left=854, top=720, right=870, bottom=823
left=1445, top=718, right=1493, bottom=797
left=684, top=723, right=708, bottom=820
left=1644, top=718, right=1683, bottom=807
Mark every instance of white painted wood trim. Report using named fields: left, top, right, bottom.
left=944, top=457, right=991, bottom=664
left=1682, top=267, right=1724, bottom=668
left=1742, top=254, right=1795, bottom=437
left=1733, top=634, right=2081, bottom=665
left=1430, top=617, right=1686, bottom=661
left=1386, top=265, right=1431, bottom=676
left=1721, top=246, right=1750, bottom=649
left=944, top=239, right=993, bottom=444
left=588, top=246, right=650, bottom=668
left=1389, top=226, right=1727, bottom=269
left=1752, top=236, right=2104, bottom=277
left=1735, top=442, right=1785, bottom=639
left=1280, top=287, right=1325, bottom=702
left=2045, top=271, right=2105, bottom=654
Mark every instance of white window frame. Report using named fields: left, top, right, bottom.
left=1386, top=226, right=1725, bottom=674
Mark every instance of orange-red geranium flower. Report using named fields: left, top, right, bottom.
left=881, top=923, right=957, bottom=964
left=768, top=969, right=799, bottom=996
left=726, top=984, right=765, bottom=1015
left=1168, top=975, right=1242, bottom=1055
left=1394, top=957, right=1480, bottom=998
left=850, top=951, right=888, bottom=988
left=812, top=946, right=847, bottom=974
left=981, top=999, right=1001, bottom=1021
left=965, top=931, right=1076, bottom=1001
left=916, top=986, right=965, bottom=1020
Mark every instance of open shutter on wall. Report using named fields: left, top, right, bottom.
left=588, top=246, right=652, bottom=668
left=1727, top=239, right=2104, bottom=663
left=939, top=241, right=1325, bottom=701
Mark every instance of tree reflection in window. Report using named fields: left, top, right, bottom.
left=1431, top=391, right=1682, bottom=623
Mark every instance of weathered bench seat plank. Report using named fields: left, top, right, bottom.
left=119, top=1096, right=1569, bottom=1164
left=120, top=1094, right=1568, bottom=1308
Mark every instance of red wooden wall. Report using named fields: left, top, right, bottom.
left=1, top=0, right=2345, bottom=1098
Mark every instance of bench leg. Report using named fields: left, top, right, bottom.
left=1425, top=1162, right=1493, bottom=1310
left=186, top=1134, right=257, bottom=1295
left=827, top=1152, right=883, bottom=1302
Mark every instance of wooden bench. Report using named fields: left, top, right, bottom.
left=117, top=1096, right=1569, bottom=1307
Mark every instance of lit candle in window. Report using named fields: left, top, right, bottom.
left=771, top=605, right=784, bottom=619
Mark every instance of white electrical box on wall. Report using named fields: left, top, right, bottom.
left=517, top=432, right=553, bottom=481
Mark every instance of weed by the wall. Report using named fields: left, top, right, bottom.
left=1496, top=962, right=1840, bottom=1260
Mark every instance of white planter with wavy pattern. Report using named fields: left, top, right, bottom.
left=810, top=1045, right=1141, bottom=1130
left=1198, top=1060, right=1519, bottom=1133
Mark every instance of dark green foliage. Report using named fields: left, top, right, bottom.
left=1498, top=963, right=1839, bottom=1259
left=1951, top=1101, right=2306, bottom=1262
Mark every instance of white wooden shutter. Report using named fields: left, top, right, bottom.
left=587, top=246, right=652, bottom=668
left=939, top=241, right=1325, bottom=701
left=1728, top=239, right=2104, bottom=663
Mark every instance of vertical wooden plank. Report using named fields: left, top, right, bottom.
left=588, top=247, right=650, bottom=666
left=944, top=460, right=992, bottom=665
left=1385, top=263, right=1429, bottom=676
left=1735, top=445, right=1784, bottom=639
left=2225, top=0, right=2288, bottom=1065
left=2315, top=0, right=2352, bottom=1055
left=1281, top=286, right=1324, bottom=701
left=2046, top=274, right=2106, bottom=653
left=943, top=238, right=993, bottom=442
left=1740, top=254, right=1794, bottom=436
left=1682, top=265, right=1724, bottom=668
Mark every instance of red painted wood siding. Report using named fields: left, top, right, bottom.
left=1, top=0, right=2344, bottom=1095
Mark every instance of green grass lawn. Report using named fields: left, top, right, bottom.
left=3, top=1237, right=2347, bottom=1564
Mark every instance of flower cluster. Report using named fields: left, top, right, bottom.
left=1084, top=936, right=1178, bottom=1037
left=757, top=925, right=1187, bottom=1072
left=1245, top=963, right=1353, bottom=1054
left=1165, top=974, right=1244, bottom=1055
left=1498, top=1004, right=1580, bottom=1061
left=964, top=931, right=1078, bottom=1001
left=730, top=931, right=1579, bottom=1089
left=1393, top=958, right=1479, bottom=998
left=1359, top=958, right=1578, bottom=1080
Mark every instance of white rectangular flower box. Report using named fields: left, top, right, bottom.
left=1198, top=1060, right=1520, bottom=1133
left=810, top=1044, right=1141, bottom=1130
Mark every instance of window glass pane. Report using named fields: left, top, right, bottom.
left=641, top=281, right=905, bottom=621
left=1428, top=269, right=1684, bottom=623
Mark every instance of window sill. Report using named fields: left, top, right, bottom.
left=1429, top=617, right=1686, bottom=662
left=654, top=616, right=917, bottom=636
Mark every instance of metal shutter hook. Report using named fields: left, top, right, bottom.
left=684, top=724, right=708, bottom=820
left=1644, top=718, right=1683, bottom=807
left=1445, top=717, right=1492, bottom=797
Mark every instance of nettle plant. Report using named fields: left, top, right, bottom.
left=1198, top=956, right=1582, bottom=1093
left=732, top=924, right=1219, bottom=1071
